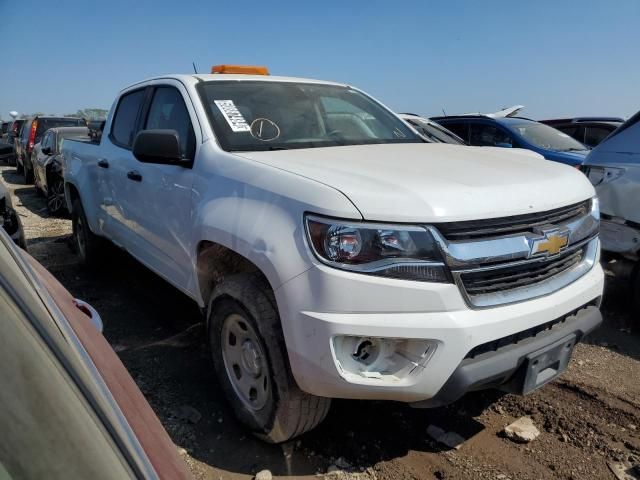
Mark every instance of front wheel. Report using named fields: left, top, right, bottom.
left=208, top=273, right=331, bottom=443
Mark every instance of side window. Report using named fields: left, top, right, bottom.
left=40, top=132, right=50, bottom=149
left=111, top=89, right=146, bottom=148
left=584, top=126, right=611, bottom=147
left=144, top=87, right=195, bottom=160
left=441, top=122, right=469, bottom=142
left=469, top=124, right=514, bottom=147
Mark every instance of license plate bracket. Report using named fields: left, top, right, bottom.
left=521, top=334, right=577, bottom=394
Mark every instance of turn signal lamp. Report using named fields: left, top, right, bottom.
left=211, top=64, right=269, bottom=75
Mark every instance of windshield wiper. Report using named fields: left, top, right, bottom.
left=560, top=147, right=588, bottom=152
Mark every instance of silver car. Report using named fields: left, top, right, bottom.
left=583, top=111, right=640, bottom=308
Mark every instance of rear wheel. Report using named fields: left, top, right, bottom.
left=46, top=175, right=66, bottom=215
left=632, top=265, right=640, bottom=315
left=208, top=273, right=330, bottom=443
left=71, top=198, right=103, bottom=267
left=23, top=163, right=34, bottom=184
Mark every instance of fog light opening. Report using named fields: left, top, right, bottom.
left=334, top=335, right=437, bottom=383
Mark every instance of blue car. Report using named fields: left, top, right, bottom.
left=431, top=115, right=589, bottom=166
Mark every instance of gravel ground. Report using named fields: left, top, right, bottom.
left=3, top=164, right=639, bottom=480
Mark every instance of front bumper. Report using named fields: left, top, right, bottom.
left=410, top=304, right=601, bottom=407
left=276, top=260, right=604, bottom=403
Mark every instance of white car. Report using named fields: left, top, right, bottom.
left=583, top=111, right=640, bottom=308
left=63, top=65, right=604, bottom=442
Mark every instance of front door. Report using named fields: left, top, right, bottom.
left=114, top=83, right=198, bottom=291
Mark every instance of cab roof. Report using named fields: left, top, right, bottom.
left=122, top=73, right=347, bottom=92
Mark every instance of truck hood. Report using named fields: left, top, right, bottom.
left=235, top=143, right=595, bottom=222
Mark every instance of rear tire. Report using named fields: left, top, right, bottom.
left=71, top=198, right=103, bottom=267
left=23, top=163, right=34, bottom=184
left=632, top=265, right=640, bottom=315
left=208, top=272, right=330, bottom=443
left=46, top=175, right=66, bottom=216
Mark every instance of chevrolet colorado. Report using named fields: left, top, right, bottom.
left=63, top=65, right=604, bottom=442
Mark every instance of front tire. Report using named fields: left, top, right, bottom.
left=71, top=198, right=103, bottom=267
left=208, top=273, right=330, bottom=443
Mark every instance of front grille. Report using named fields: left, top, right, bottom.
left=437, top=200, right=590, bottom=241
left=460, top=247, right=585, bottom=296
left=464, top=300, right=599, bottom=359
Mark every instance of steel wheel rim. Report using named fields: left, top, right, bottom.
left=221, top=313, right=270, bottom=411
left=48, top=180, right=64, bottom=212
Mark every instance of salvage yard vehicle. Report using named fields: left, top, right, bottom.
left=6, top=119, right=24, bottom=166
left=16, top=116, right=85, bottom=184
left=0, top=227, right=190, bottom=479
left=433, top=115, right=590, bottom=166
left=541, top=117, right=624, bottom=148
left=63, top=65, right=604, bottom=443
left=582, top=111, right=640, bottom=310
left=33, top=126, right=89, bottom=215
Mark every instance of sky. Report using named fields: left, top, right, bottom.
left=1, top=0, right=639, bottom=120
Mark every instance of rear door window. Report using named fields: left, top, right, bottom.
left=111, top=89, right=146, bottom=148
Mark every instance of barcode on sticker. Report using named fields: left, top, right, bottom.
left=214, top=100, right=250, bottom=132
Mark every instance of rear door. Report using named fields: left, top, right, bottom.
left=101, top=88, right=148, bottom=247
left=115, top=82, right=198, bottom=291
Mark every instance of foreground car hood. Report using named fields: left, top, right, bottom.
left=237, top=143, right=595, bottom=222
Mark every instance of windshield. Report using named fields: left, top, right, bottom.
left=511, top=122, right=588, bottom=152
left=407, top=118, right=465, bottom=145
left=198, top=81, right=422, bottom=151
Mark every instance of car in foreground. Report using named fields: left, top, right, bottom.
left=541, top=117, right=624, bottom=148
left=398, top=113, right=467, bottom=144
left=33, top=126, right=90, bottom=215
left=582, top=111, right=640, bottom=309
left=432, top=115, right=590, bottom=166
left=0, top=227, right=190, bottom=479
left=16, top=116, right=85, bottom=184
left=63, top=65, right=604, bottom=442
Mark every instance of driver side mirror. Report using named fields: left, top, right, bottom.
left=41, top=147, right=52, bottom=155
left=132, top=129, right=186, bottom=165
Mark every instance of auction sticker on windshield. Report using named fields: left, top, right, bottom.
left=214, top=100, right=250, bottom=132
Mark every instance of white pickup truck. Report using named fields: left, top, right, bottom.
left=63, top=65, right=604, bottom=442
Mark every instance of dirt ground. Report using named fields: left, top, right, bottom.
left=3, top=164, right=639, bottom=480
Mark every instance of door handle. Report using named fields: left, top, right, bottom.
left=127, top=170, right=142, bottom=182
left=97, top=159, right=109, bottom=168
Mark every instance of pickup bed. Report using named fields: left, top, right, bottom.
left=63, top=67, right=604, bottom=442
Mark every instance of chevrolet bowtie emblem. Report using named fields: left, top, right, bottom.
left=529, top=228, right=570, bottom=257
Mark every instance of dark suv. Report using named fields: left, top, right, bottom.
left=540, top=117, right=624, bottom=148
left=16, top=116, right=85, bottom=183
left=432, top=115, right=590, bottom=167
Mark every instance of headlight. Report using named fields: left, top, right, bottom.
left=305, top=215, right=449, bottom=282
